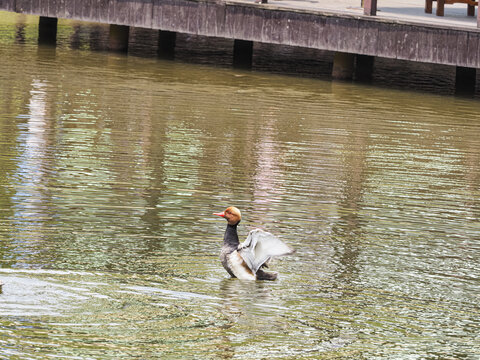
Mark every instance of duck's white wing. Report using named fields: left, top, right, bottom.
left=238, top=229, right=294, bottom=274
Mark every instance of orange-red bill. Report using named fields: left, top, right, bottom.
left=213, top=211, right=225, bottom=217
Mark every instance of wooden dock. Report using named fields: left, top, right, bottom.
left=1, top=0, right=480, bottom=89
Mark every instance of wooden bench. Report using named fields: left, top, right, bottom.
left=425, top=0, right=478, bottom=16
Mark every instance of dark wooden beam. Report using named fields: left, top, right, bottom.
left=233, top=39, right=253, bottom=69
left=158, top=30, right=176, bottom=60
left=38, top=16, right=58, bottom=45
left=355, top=54, right=375, bottom=82
left=455, top=66, right=476, bottom=96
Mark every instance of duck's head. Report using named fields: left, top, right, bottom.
left=213, top=206, right=242, bottom=226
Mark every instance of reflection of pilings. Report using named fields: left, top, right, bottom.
left=89, top=25, right=105, bottom=51
left=70, top=24, right=83, bottom=49
left=9, top=79, right=55, bottom=266
left=70, top=23, right=109, bottom=51
left=37, top=43, right=57, bottom=61
left=139, top=112, right=168, bottom=239
left=331, top=122, right=369, bottom=284
left=15, top=15, right=26, bottom=43
left=462, top=133, right=480, bottom=220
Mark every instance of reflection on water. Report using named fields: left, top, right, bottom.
left=1, top=11, right=480, bottom=359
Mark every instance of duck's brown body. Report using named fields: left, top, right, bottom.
left=214, top=207, right=293, bottom=281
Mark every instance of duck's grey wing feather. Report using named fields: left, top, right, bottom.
left=238, top=229, right=294, bottom=274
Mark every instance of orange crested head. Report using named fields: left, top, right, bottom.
left=213, top=206, right=242, bottom=226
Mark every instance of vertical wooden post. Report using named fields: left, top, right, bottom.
left=332, top=52, right=355, bottom=80
left=38, top=16, right=58, bottom=45
left=233, top=39, right=253, bottom=69
left=108, top=24, right=130, bottom=52
left=158, top=30, right=176, bottom=60
left=455, top=66, right=476, bottom=96
left=363, top=0, right=377, bottom=16
left=437, top=0, right=445, bottom=16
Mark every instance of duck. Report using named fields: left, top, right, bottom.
left=213, top=206, right=294, bottom=280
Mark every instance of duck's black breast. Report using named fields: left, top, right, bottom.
left=220, top=223, right=240, bottom=277
left=223, top=223, right=240, bottom=247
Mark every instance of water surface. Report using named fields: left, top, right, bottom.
left=1, top=12, right=480, bottom=359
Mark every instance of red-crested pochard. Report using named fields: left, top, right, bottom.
left=213, top=206, right=294, bottom=280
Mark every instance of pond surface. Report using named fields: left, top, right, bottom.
left=1, top=12, right=480, bottom=359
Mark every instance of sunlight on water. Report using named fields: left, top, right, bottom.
left=0, top=11, right=480, bottom=359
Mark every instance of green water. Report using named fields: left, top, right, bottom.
left=1, top=12, right=480, bottom=359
